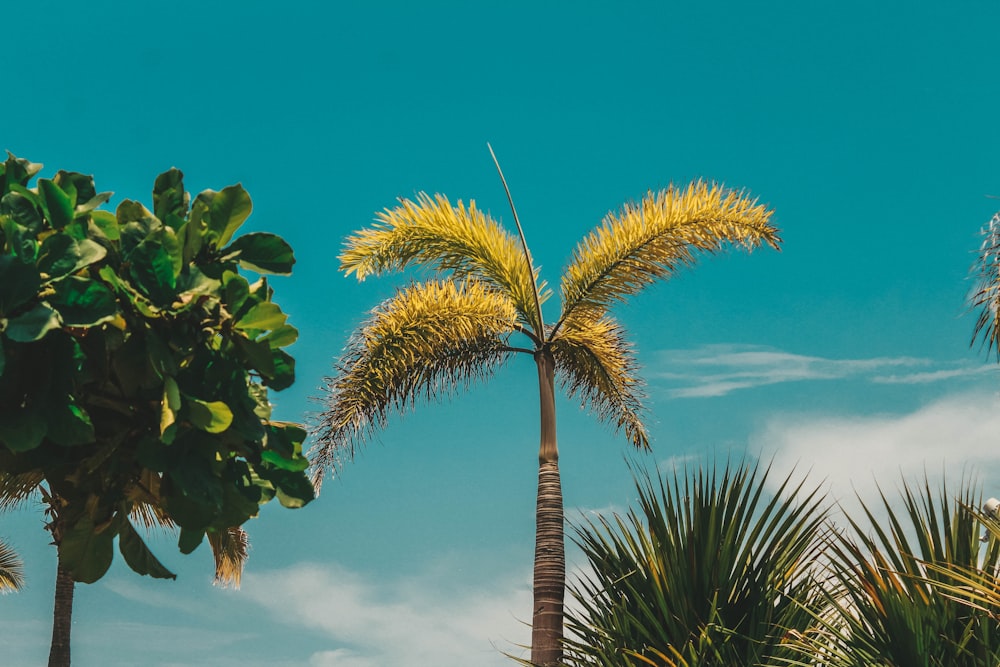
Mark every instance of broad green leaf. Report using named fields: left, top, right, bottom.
left=59, top=514, right=114, bottom=584
left=153, top=168, right=188, bottom=224
left=0, top=408, right=47, bottom=452
left=178, top=527, right=204, bottom=555
left=1, top=217, right=38, bottom=262
left=38, top=178, right=75, bottom=229
left=5, top=303, right=61, bottom=342
left=54, top=170, right=96, bottom=206
left=1, top=191, right=43, bottom=232
left=74, top=192, right=111, bottom=217
left=46, top=399, right=95, bottom=447
left=223, top=272, right=250, bottom=313
left=160, top=376, right=180, bottom=438
left=37, top=233, right=107, bottom=282
left=272, top=470, right=314, bottom=509
left=0, top=341, right=4, bottom=376
left=118, top=519, right=176, bottom=579
left=264, top=324, right=298, bottom=349
left=204, top=185, right=252, bottom=248
left=267, top=349, right=295, bottom=390
left=51, top=276, right=117, bottom=327
left=0, top=153, right=42, bottom=192
left=262, top=450, right=309, bottom=472
left=128, top=240, right=176, bottom=304
left=0, top=254, right=41, bottom=315
left=188, top=398, right=233, bottom=433
left=89, top=210, right=119, bottom=240
left=234, top=301, right=286, bottom=333
left=223, top=232, right=295, bottom=275
left=233, top=335, right=275, bottom=375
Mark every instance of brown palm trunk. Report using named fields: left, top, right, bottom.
left=48, top=559, right=75, bottom=667
left=532, top=349, right=565, bottom=666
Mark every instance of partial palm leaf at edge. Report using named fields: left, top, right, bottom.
left=557, top=182, right=779, bottom=333
left=0, top=539, right=25, bottom=593
left=310, top=279, right=519, bottom=486
left=550, top=316, right=649, bottom=449
left=340, top=193, right=548, bottom=334
left=208, top=526, right=249, bottom=588
left=0, top=471, right=44, bottom=511
left=970, top=212, right=1000, bottom=358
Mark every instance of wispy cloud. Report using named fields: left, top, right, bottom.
left=652, top=344, right=994, bottom=398
left=751, top=391, right=1000, bottom=514
left=241, top=559, right=533, bottom=667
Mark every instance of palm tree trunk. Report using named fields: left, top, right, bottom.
left=532, top=349, right=565, bottom=666
left=48, top=559, right=75, bottom=667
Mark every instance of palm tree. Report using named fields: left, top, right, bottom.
left=563, top=461, right=829, bottom=667
left=0, top=538, right=24, bottom=593
left=312, top=152, right=779, bottom=665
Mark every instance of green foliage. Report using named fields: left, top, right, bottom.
left=563, top=461, right=828, bottom=667
left=0, top=153, right=311, bottom=584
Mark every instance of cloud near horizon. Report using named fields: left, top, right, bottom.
left=652, top=344, right=996, bottom=398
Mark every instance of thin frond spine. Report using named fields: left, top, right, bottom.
left=558, top=182, right=779, bottom=333
left=311, top=279, right=519, bottom=486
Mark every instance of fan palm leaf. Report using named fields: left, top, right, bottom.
left=0, top=538, right=24, bottom=593
left=970, top=212, right=1000, bottom=357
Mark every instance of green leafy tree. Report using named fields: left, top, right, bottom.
left=563, top=461, right=829, bottom=667
left=312, top=152, right=779, bottom=665
left=0, top=154, right=313, bottom=666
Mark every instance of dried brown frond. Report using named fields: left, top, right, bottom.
left=0, top=539, right=24, bottom=593
left=970, top=212, right=1000, bottom=358
left=558, top=182, right=779, bottom=331
left=208, top=526, right=249, bottom=589
left=549, top=317, right=649, bottom=449
left=340, top=192, right=548, bottom=332
left=311, top=279, right=519, bottom=487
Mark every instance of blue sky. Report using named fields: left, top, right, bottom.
left=3, top=2, right=1000, bottom=665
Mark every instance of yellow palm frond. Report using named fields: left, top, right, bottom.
left=208, top=526, right=249, bottom=589
left=311, top=279, right=519, bottom=486
left=550, top=317, right=649, bottom=449
left=340, top=192, right=548, bottom=333
left=558, top=182, right=779, bottom=331
left=0, top=539, right=25, bottom=593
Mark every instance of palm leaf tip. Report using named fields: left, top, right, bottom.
left=970, top=211, right=1000, bottom=357
left=559, top=181, right=779, bottom=324
left=208, top=526, right=249, bottom=589
left=0, top=539, right=25, bottom=593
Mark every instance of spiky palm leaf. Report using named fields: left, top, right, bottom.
left=564, top=461, right=828, bottom=667
left=313, top=279, right=519, bottom=481
left=0, top=538, right=24, bottom=593
left=779, top=478, right=1000, bottom=667
left=557, top=182, right=779, bottom=333
left=970, top=212, right=1000, bottom=357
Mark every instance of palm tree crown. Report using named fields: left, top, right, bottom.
left=314, top=172, right=779, bottom=665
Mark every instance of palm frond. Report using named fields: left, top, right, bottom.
left=0, top=538, right=25, bottom=593
left=564, top=461, right=829, bottom=667
left=549, top=317, right=649, bottom=449
left=311, top=279, right=518, bottom=487
left=340, top=192, right=549, bottom=333
left=208, top=526, right=249, bottom=589
left=558, top=182, right=779, bottom=331
left=0, top=471, right=43, bottom=512
left=969, top=212, right=1000, bottom=358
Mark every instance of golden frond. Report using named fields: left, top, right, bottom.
left=0, top=539, right=25, bottom=593
left=970, top=212, right=1000, bottom=357
left=208, top=526, right=249, bottom=589
left=340, top=192, right=548, bottom=333
left=311, top=279, right=519, bottom=487
left=549, top=317, right=649, bottom=449
left=0, top=471, right=43, bottom=512
left=558, top=182, right=779, bottom=331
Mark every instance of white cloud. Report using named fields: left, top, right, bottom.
left=653, top=344, right=991, bottom=398
left=751, top=391, right=1000, bottom=515
left=240, top=559, right=533, bottom=667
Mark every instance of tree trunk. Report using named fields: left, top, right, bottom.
left=532, top=349, right=565, bottom=666
left=48, top=559, right=75, bottom=667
